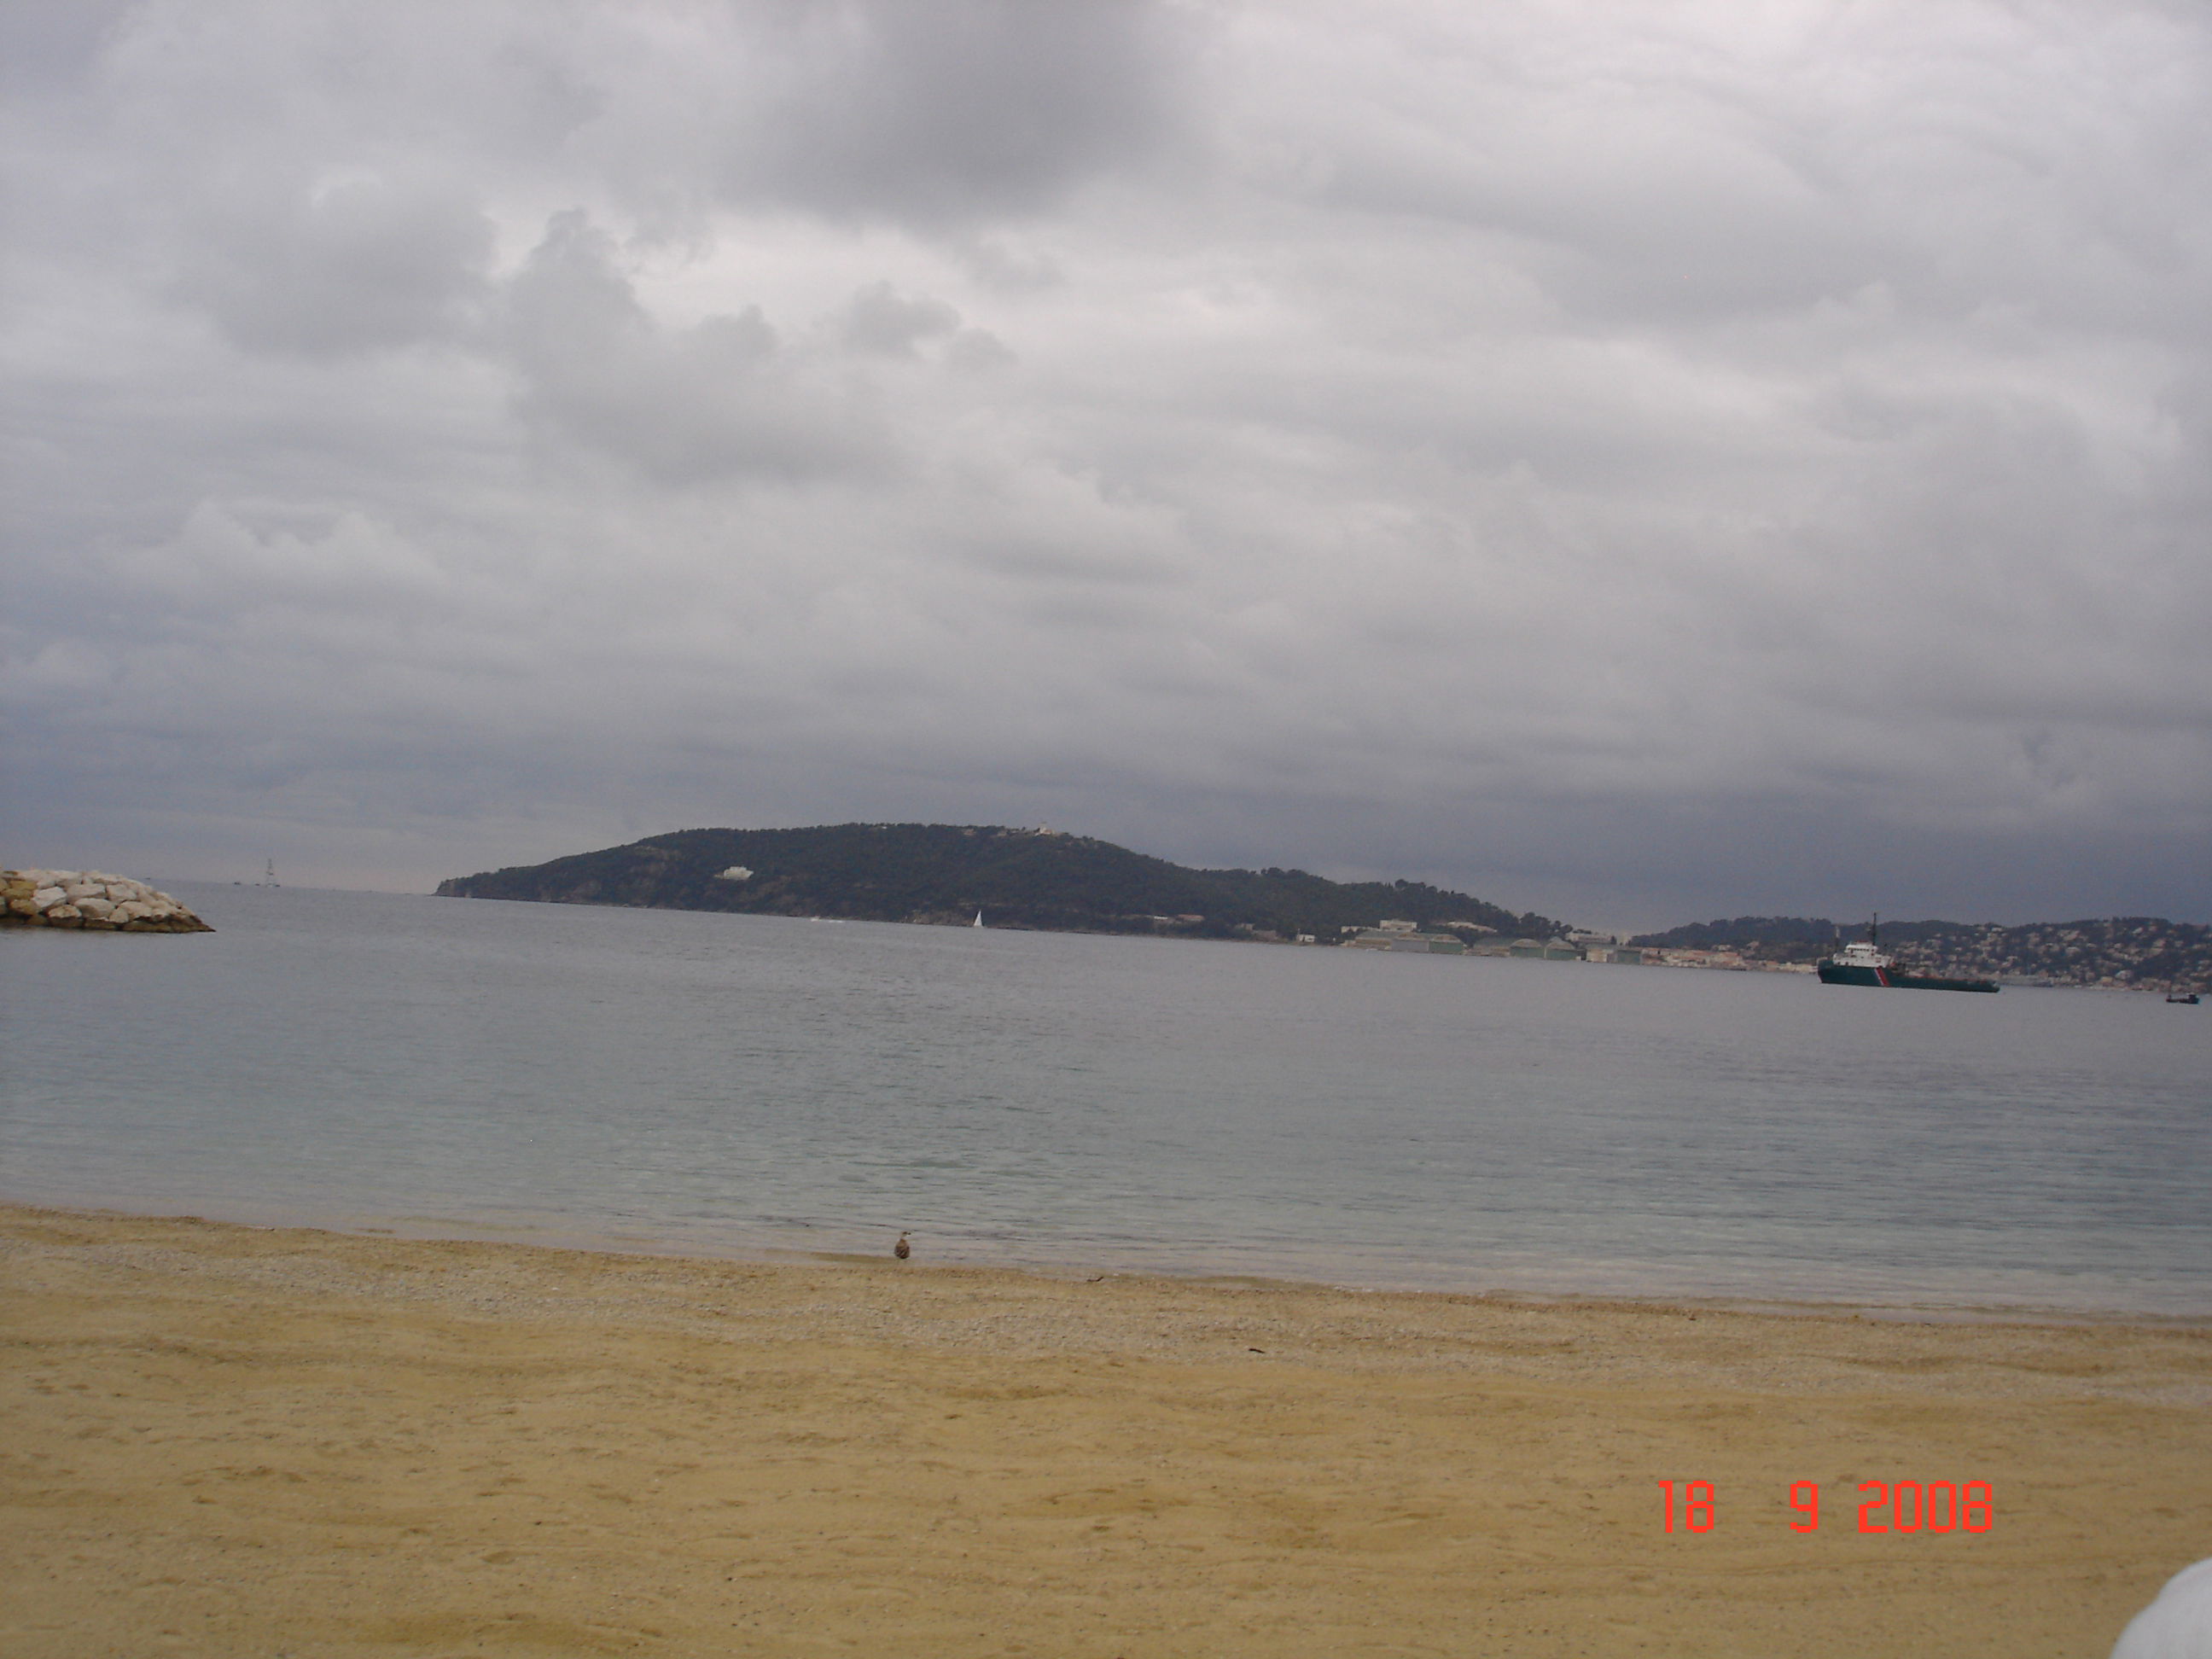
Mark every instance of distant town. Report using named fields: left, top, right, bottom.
left=1337, top=914, right=2209, bottom=992
left=1621, top=914, right=2210, bottom=992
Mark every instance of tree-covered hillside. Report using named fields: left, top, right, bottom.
left=437, top=824, right=1566, bottom=943
left=1629, top=916, right=1844, bottom=953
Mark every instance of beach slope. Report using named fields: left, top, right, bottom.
left=3, top=1206, right=2205, bottom=1656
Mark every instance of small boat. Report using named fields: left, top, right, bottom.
left=973, top=910, right=984, bottom=928
left=1816, top=917, right=1999, bottom=993
left=2168, top=992, right=2201, bottom=1005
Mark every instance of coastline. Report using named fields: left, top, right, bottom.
left=8, top=1179, right=2204, bottom=1323
left=5, top=1202, right=2207, bottom=1657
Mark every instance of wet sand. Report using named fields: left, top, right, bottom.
left=3, top=1203, right=2206, bottom=1656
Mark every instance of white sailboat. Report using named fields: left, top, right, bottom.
left=973, top=910, right=984, bottom=928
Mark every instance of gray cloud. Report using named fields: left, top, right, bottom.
left=4, top=1, right=2209, bottom=928
left=174, top=172, right=496, bottom=356
left=838, top=281, right=963, bottom=357
left=0, top=0, right=137, bottom=97
left=699, top=0, right=1190, bottom=222
left=500, top=210, right=895, bottom=483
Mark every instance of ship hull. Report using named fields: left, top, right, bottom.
left=1817, top=962, right=1999, bottom=992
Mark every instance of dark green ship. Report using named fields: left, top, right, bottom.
left=1816, top=919, right=1999, bottom=992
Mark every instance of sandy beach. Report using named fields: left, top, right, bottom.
left=3, top=1204, right=2205, bottom=1656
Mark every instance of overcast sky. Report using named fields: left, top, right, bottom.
left=5, top=0, right=2208, bottom=929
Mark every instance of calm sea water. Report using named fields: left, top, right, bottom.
left=3, top=883, right=2206, bottom=1314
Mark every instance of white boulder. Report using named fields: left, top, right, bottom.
left=1, top=869, right=212, bottom=932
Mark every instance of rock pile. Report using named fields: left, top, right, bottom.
left=2, top=870, right=213, bottom=932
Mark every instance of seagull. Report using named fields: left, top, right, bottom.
left=893, top=1231, right=911, bottom=1260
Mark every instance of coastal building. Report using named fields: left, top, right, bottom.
left=1657, top=949, right=1749, bottom=970
left=1347, top=928, right=1466, bottom=954
left=1565, top=929, right=1644, bottom=964
left=1508, top=938, right=1582, bottom=961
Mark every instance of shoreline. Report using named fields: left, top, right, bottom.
left=7, top=1185, right=2204, bottom=1327
left=14, top=1197, right=2209, bottom=1375
left=5, top=1202, right=2208, bottom=1657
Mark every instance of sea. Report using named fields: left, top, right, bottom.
left=3, top=883, right=2206, bottom=1317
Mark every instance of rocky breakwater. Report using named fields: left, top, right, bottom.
left=2, top=870, right=213, bottom=932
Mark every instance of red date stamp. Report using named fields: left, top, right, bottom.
left=1659, top=1479, right=1994, bottom=1533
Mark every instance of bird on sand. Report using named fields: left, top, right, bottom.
left=893, top=1231, right=911, bottom=1260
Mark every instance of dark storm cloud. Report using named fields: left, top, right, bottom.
left=3, top=1, right=2209, bottom=927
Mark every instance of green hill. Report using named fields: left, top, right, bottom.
left=435, top=824, right=1564, bottom=943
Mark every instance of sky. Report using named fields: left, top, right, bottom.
left=4, top=0, right=2209, bottom=931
